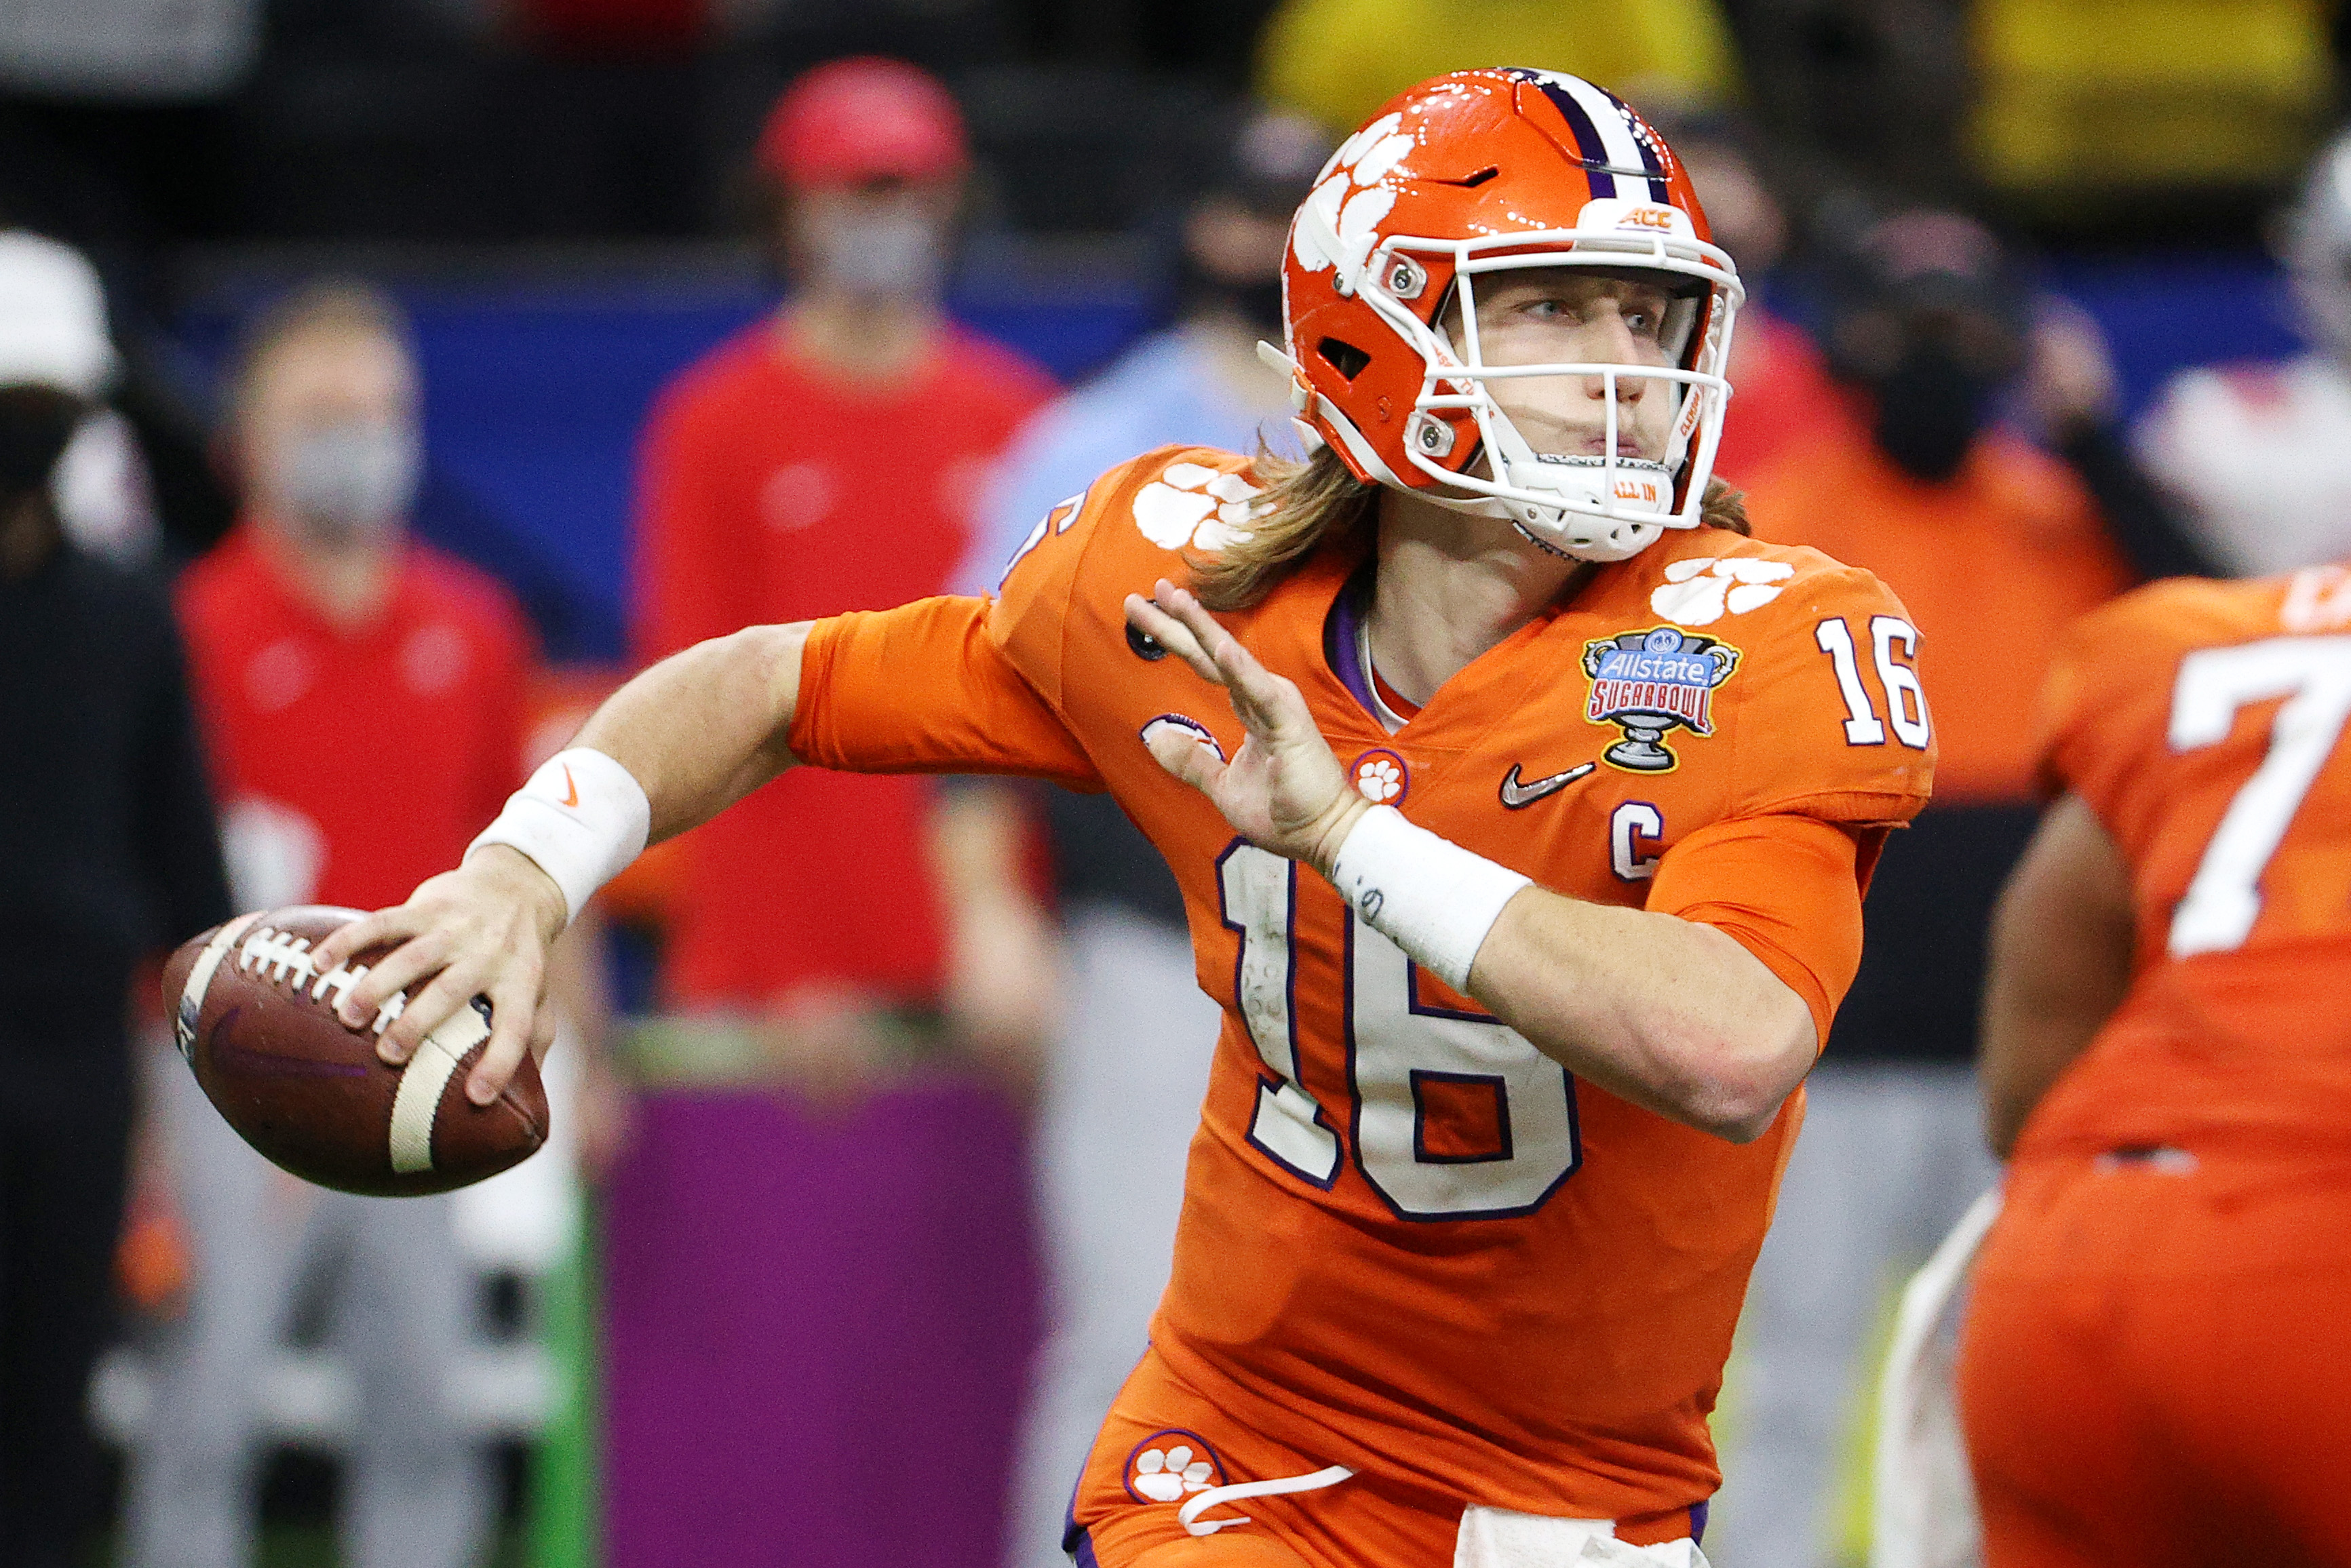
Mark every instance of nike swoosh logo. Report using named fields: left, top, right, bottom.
left=1498, top=761, right=1595, bottom=808
left=559, top=765, right=579, bottom=808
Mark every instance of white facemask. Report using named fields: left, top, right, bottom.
left=275, top=421, right=419, bottom=545
left=802, top=209, right=949, bottom=302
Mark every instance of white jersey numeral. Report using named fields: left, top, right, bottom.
left=1815, top=615, right=1931, bottom=751
left=2165, top=636, right=2351, bottom=956
left=1218, top=840, right=1580, bottom=1218
left=1219, top=843, right=1341, bottom=1185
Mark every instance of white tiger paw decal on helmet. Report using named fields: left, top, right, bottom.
left=1134, top=463, right=1263, bottom=551
left=1649, top=557, right=1795, bottom=627
left=1131, top=1444, right=1216, bottom=1503
left=1293, top=111, right=1410, bottom=280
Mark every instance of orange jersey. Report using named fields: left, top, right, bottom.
left=790, top=448, right=1933, bottom=1522
left=2022, top=564, right=2351, bottom=1160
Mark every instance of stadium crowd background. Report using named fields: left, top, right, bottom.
left=1, top=0, right=2346, bottom=1564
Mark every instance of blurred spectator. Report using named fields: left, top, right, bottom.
left=0, top=232, right=231, bottom=1568
left=634, top=56, right=1053, bottom=1041
left=1254, top=0, right=1736, bottom=134
left=123, top=282, right=530, bottom=1568
left=2136, top=125, right=2351, bottom=575
left=1711, top=207, right=2207, bottom=1567
left=1648, top=108, right=1845, bottom=480
left=610, top=57, right=1056, bottom=1563
left=1968, top=0, right=2333, bottom=219
left=948, top=104, right=1323, bottom=1568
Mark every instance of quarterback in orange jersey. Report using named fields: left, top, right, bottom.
left=1962, top=564, right=2351, bottom=1568
left=313, top=71, right=1933, bottom=1567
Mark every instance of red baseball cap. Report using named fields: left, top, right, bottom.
left=757, top=57, right=971, bottom=189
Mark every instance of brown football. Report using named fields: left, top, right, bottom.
left=161, top=905, right=548, bottom=1197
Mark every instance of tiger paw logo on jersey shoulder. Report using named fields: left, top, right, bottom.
left=1582, top=627, right=1740, bottom=772
left=1649, top=556, right=1793, bottom=627
left=1123, top=1430, right=1228, bottom=1505
left=1134, top=463, right=1263, bottom=552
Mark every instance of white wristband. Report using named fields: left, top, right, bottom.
left=467, top=747, right=651, bottom=928
left=1327, top=805, right=1532, bottom=993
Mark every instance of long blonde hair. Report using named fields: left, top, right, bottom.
left=1190, top=446, right=1752, bottom=612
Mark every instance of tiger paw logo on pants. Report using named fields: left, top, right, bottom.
left=1122, top=1429, right=1227, bottom=1504
left=1133, top=463, right=1263, bottom=552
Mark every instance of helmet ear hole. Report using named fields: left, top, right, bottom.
left=1317, top=337, right=1372, bottom=380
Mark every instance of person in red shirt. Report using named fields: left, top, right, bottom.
left=123, top=283, right=530, bottom=1568
left=632, top=56, right=1057, bottom=1051
left=608, top=58, right=1061, bottom=1561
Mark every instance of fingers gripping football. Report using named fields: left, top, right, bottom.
left=1125, top=581, right=1367, bottom=874
left=313, top=846, right=567, bottom=1105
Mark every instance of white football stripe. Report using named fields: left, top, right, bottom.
left=176, top=912, right=267, bottom=1063
left=387, top=1004, right=490, bottom=1175
left=1556, top=75, right=1656, bottom=202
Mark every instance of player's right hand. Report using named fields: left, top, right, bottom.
left=311, top=845, right=569, bottom=1107
left=1125, top=578, right=1369, bottom=877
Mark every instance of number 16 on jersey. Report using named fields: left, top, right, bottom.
left=1217, top=842, right=1581, bottom=1223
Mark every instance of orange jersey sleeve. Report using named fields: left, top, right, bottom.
left=1703, top=547, right=1939, bottom=828
left=1648, top=813, right=1865, bottom=1048
left=789, top=594, right=1104, bottom=789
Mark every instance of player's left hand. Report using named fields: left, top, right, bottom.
left=1125, top=579, right=1369, bottom=876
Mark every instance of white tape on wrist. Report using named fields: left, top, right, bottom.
left=1327, top=805, right=1531, bottom=993
left=467, top=747, right=650, bottom=927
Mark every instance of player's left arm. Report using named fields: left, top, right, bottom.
left=1132, top=580, right=1838, bottom=1144
left=1979, top=793, right=2137, bottom=1156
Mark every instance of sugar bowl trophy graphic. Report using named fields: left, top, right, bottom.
left=1581, top=627, right=1740, bottom=772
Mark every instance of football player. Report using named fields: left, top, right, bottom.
left=1961, top=561, right=2351, bottom=1563
left=317, top=70, right=1935, bottom=1567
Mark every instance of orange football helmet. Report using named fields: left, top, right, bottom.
left=1275, top=68, right=1743, bottom=562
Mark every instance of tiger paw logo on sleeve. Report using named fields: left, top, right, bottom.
left=1133, top=463, right=1264, bottom=552
left=1582, top=627, right=1740, bottom=772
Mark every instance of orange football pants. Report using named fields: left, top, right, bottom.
left=1068, top=1346, right=1703, bottom=1568
left=1958, top=1150, right=2351, bottom=1568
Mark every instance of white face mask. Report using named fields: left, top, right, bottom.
left=800, top=208, right=948, bottom=303
left=275, top=420, right=419, bottom=545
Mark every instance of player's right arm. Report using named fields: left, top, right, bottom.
left=318, top=566, right=1106, bottom=1105
left=313, top=619, right=815, bottom=1095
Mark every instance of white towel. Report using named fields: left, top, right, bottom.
left=1454, top=1506, right=1709, bottom=1568
left=1871, top=1187, right=2002, bottom=1568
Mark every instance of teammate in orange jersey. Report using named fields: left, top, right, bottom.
left=313, top=71, right=1935, bottom=1567
left=1961, top=563, right=2351, bottom=1567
